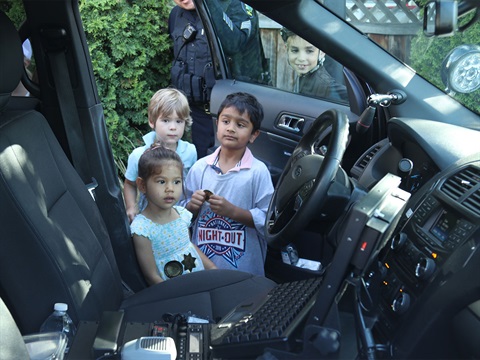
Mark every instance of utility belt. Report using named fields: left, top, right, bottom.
left=171, top=61, right=215, bottom=106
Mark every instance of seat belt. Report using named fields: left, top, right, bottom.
left=41, top=27, right=91, bottom=184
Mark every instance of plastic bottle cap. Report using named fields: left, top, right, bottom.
left=54, top=303, right=68, bottom=312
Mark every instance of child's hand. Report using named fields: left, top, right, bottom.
left=208, top=194, right=255, bottom=228
left=208, top=194, right=235, bottom=218
left=126, top=206, right=137, bottom=224
left=187, top=190, right=209, bottom=213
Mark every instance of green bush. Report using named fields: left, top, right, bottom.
left=2, top=0, right=179, bottom=176
left=0, top=0, right=24, bottom=24
left=79, top=0, right=174, bottom=175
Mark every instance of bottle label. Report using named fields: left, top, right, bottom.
left=281, top=244, right=299, bottom=265
left=281, top=250, right=291, bottom=264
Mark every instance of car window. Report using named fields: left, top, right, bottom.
left=6, top=1, right=36, bottom=99
left=11, top=38, right=35, bottom=97
left=326, top=0, right=479, bottom=115
left=204, top=0, right=350, bottom=105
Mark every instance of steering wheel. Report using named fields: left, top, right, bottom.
left=265, top=109, right=350, bottom=249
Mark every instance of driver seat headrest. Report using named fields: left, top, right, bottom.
left=0, top=11, right=24, bottom=112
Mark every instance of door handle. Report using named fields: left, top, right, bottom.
left=277, top=114, right=304, bottom=133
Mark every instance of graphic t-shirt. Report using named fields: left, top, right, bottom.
left=185, top=147, right=274, bottom=276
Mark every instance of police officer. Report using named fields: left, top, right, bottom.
left=205, top=0, right=270, bottom=84
left=169, top=0, right=215, bottom=159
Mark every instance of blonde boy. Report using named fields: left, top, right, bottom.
left=124, top=88, right=196, bottom=223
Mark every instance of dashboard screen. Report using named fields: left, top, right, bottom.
left=430, top=209, right=458, bottom=242
left=189, top=332, right=200, bottom=353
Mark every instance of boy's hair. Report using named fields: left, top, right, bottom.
left=217, top=92, right=264, bottom=132
left=280, top=27, right=295, bottom=43
left=138, top=142, right=184, bottom=181
left=148, top=88, right=193, bottom=127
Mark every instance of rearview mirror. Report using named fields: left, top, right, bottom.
left=424, top=0, right=479, bottom=37
left=424, top=0, right=457, bottom=37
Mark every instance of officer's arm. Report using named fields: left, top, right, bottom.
left=204, top=0, right=254, bottom=54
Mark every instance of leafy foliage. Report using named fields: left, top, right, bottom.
left=0, top=0, right=24, bottom=24
left=79, top=0, right=174, bottom=175
left=3, top=0, right=181, bottom=176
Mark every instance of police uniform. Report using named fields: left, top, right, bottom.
left=169, top=6, right=215, bottom=158
left=205, top=0, right=270, bottom=84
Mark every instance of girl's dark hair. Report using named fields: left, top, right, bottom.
left=138, top=143, right=184, bottom=180
left=217, top=92, right=264, bottom=132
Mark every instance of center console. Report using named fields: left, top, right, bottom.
left=67, top=313, right=210, bottom=360
left=67, top=163, right=479, bottom=360
left=372, top=163, right=480, bottom=358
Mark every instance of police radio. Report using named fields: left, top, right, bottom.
left=183, top=23, right=197, bottom=43
left=159, top=313, right=210, bottom=360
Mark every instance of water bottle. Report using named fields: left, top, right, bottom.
left=39, top=303, right=77, bottom=353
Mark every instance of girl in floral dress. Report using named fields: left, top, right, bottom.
left=131, top=144, right=216, bottom=285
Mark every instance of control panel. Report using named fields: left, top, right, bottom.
left=151, top=320, right=210, bottom=360
left=411, top=195, right=476, bottom=252
left=373, top=190, right=479, bottom=342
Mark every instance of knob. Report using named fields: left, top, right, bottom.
left=391, top=232, right=407, bottom=251
left=398, top=158, right=413, bottom=190
left=415, top=257, right=436, bottom=279
left=398, top=158, right=413, bottom=176
left=392, top=292, right=411, bottom=314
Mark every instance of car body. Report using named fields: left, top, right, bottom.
left=1, top=0, right=479, bottom=359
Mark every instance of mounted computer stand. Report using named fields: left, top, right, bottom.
left=263, top=174, right=410, bottom=360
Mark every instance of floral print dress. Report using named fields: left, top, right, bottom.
left=131, top=206, right=205, bottom=280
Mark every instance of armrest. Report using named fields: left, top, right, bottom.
left=92, top=311, right=124, bottom=359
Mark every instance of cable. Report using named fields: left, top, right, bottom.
left=353, top=280, right=376, bottom=360
left=95, top=352, right=119, bottom=360
left=359, top=277, right=374, bottom=312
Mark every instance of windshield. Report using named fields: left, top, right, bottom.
left=324, top=0, right=479, bottom=115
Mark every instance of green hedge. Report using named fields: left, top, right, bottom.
left=1, top=0, right=175, bottom=176
left=79, top=0, right=174, bottom=175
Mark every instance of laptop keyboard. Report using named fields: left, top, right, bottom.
left=210, top=277, right=322, bottom=358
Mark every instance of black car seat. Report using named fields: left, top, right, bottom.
left=0, top=10, right=276, bottom=336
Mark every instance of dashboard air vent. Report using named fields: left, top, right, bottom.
left=357, top=145, right=381, bottom=171
left=464, top=189, right=480, bottom=216
left=441, top=166, right=480, bottom=216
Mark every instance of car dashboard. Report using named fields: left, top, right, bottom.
left=375, top=160, right=480, bottom=358
left=347, top=117, right=480, bottom=358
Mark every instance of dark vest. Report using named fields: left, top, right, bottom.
left=169, top=7, right=215, bottom=104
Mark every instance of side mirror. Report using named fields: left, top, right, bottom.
left=441, top=44, right=480, bottom=94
